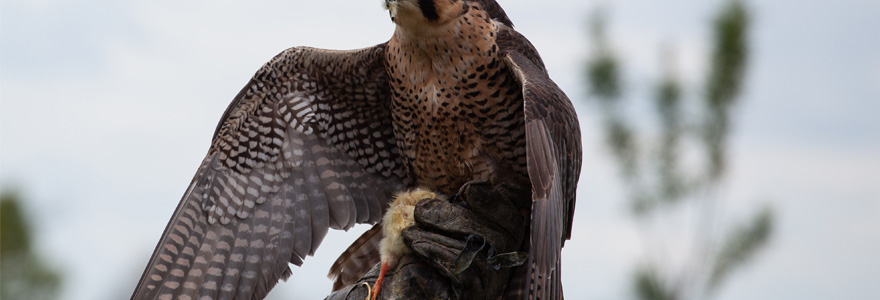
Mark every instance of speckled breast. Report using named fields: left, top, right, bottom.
left=385, top=34, right=528, bottom=195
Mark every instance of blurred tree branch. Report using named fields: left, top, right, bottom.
left=583, top=1, right=774, bottom=299
left=707, top=206, right=773, bottom=293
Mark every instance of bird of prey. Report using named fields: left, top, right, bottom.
left=131, top=0, right=581, bottom=299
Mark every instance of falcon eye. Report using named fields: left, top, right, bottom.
left=418, top=0, right=440, bottom=21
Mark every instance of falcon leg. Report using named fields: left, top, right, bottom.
left=368, top=261, right=391, bottom=300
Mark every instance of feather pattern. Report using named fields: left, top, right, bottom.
left=131, top=45, right=411, bottom=300
left=133, top=1, right=581, bottom=300
left=327, top=224, right=384, bottom=291
left=471, top=0, right=514, bottom=27
left=497, top=24, right=583, bottom=300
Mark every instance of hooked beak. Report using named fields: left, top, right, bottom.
left=384, top=0, right=398, bottom=19
left=383, top=0, right=395, bottom=10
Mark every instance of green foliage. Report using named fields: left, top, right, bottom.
left=633, top=265, right=678, bottom=300
left=1, top=193, right=31, bottom=254
left=707, top=207, right=774, bottom=292
left=1, top=190, right=62, bottom=300
left=703, top=0, right=751, bottom=180
left=583, top=1, right=773, bottom=299
left=588, top=53, right=622, bottom=101
left=606, top=117, right=639, bottom=179
left=586, top=11, right=622, bottom=101
left=652, top=67, right=687, bottom=209
left=706, top=1, right=750, bottom=109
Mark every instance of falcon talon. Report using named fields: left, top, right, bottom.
left=359, top=281, right=373, bottom=300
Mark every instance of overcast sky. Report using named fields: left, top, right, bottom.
left=1, top=0, right=878, bottom=299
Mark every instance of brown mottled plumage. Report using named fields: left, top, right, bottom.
left=386, top=1, right=529, bottom=195
left=131, top=1, right=581, bottom=300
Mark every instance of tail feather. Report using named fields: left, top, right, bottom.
left=327, top=224, right=384, bottom=291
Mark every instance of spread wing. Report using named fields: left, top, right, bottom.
left=131, top=45, right=410, bottom=300
left=497, top=26, right=583, bottom=300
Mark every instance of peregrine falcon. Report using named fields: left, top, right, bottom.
left=131, top=0, right=581, bottom=299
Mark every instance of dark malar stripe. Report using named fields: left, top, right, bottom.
left=418, top=0, right=440, bottom=21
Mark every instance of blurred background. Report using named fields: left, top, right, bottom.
left=1, top=0, right=878, bottom=299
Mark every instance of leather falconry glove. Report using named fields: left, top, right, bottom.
left=324, top=181, right=529, bottom=300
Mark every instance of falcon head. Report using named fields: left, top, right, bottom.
left=383, top=0, right=465, bottom=27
